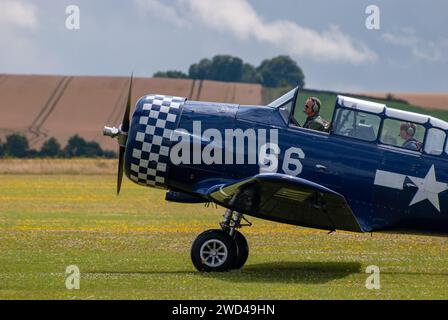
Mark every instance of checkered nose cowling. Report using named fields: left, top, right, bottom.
left=125, top=94, right=186, bottom=189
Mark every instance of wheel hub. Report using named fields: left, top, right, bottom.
left=200, top=239, right=228, bottom=268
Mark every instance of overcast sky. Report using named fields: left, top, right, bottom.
left=0, top=0, right=447, bottom=92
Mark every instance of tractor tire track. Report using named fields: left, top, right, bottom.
left=111, top=79, right=132, bottom=126
left=28, top=77, right=67, bottom=142
left=188, top=80, right=196, bottom=100
left=28, top=76, right=73, bottom=146
left=225, top=83, right=236, bottom=103
left=196, top=80, right=203, bottom=101
left=231, top=83, right=236, bottom=103
left=93, top=79, right=130, bottom=141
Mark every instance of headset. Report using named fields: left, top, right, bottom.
left=401, top=122, right=416, bottom=136
left=310, top=97, right=320, bottom=113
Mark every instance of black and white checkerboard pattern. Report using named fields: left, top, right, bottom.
left=129, top=95, right=186, bottom=188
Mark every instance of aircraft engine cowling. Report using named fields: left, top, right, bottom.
left=124, top=94, right=186, bottom=189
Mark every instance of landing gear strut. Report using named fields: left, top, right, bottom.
left=191, top=209, right=250, bottom=272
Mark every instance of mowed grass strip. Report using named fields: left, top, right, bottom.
left=1, top=173, right=447, bottom=299
left=0, top=159, right=117, bottom=175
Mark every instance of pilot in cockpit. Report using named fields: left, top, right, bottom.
left=303, top=97, right=329, bottom=132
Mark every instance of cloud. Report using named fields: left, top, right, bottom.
left=136, top=0, right=377, bottom=64
left=0, top=0, right=38, bottom=29
left=412, top=41, right=447, bottom=63
left=135, top=0, right=190, bottom=28
left=381, top=32, right=417, bottom=47
left=382, top=29, right=448, bottom=63
left=0, top=0, right=48, bottom=73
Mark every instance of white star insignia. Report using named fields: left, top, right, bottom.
left=408, top=165, right=448, bottom=212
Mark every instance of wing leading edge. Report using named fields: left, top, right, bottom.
left=195, top=173, right=362, bottom=233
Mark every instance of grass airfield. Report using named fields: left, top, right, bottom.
left=1, top=162, right=448, bottom=299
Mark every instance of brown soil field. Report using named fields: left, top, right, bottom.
left=0, top=75, right=262, bottom=151
left=0, top=75, right=64, bottom=140
left=362, top=93, right=448, bottom=110
left=198, top=80, right=262, bottom=105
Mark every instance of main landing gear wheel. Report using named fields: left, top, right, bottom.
left=191, top=210, right=251, bottom=272
left=232, top=231, right=249, bottom=270
left=191, top=229, right=237, bottom=272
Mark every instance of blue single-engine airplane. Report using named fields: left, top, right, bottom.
left=103, top=78, right=448, bottom=272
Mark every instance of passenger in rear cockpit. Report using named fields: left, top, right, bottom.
left=399, top=122, right=422, bottom=151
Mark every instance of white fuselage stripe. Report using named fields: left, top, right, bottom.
left=374, top=170, right=406, bottom=190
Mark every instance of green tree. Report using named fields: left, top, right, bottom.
left=189, top=58, right=212, bottom=80
left=241, top=63, right=261, bottom=84
left=153, top=70, right=189, bottom=79
left=188, top=55, right=305, bottom=88
left=64, top=135, right=104, bottom=158
left=257, top=55, right=305, bottom=88
left=64, top=135, right=87, bottom=157
left=40, top=137, right=61, bottom=157
left=189, top=55, right=244, bottom=82
left=4, top=134, right=29, bottom=158
left=162, top=54, right=306, bottom=87
left=208, top=55, right=243, bottom=82
left=0, top=138, right=4, bottom=157
left=102, top=149, right=118, bottom=158
left=84, top=141, right=103, bottom=157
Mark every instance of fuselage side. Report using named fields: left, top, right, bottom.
left=126, top=94, right=448, bottom=236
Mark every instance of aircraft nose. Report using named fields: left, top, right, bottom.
left=127, top=95, right=186, bottom=188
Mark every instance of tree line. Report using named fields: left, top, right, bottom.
left=0, top=134, right=117, bottom=158
left=154, top=55, right=305, bottom=89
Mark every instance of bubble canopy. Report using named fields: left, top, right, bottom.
left=337, top=95, right=448, bottom=130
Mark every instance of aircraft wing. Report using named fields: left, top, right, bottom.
left=196, top=173, right=362, bottom=233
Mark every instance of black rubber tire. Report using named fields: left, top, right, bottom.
left=191, top=229, right=237, bottom=272
left=232, top=231, right=249, bottom=270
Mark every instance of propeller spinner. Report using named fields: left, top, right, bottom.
left=103, top=75, right=133, bottom=195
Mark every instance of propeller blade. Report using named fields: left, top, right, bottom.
left=116, top=74, right=133, bottom=195
left=117, top=145, right=125, bottom=195
left=121, top=74, right=133, bottom=133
